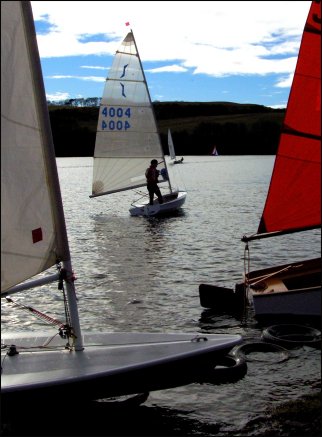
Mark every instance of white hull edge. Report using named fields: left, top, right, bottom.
left=251, top=286, right=321, bottom=317
left=1, top=331, right=241, bottom=400
left=129, top=191, right=187, bottom=216
left=245, top=257, right=321, bottom=319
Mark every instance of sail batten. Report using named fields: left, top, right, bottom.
left=253, top=1, right=321, bottom=238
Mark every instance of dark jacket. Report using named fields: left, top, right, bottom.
left=145, top=166, right=159, bottom=185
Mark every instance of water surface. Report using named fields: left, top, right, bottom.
left=2, top=156, right=320, bottom=436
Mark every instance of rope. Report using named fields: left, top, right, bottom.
left=57, top=265, right=76, bottom=347
left=58, top=267, right=72, bottom=327
left=243, top=242, right=251, bottom=306
left=5, top=297, right=65, bottom=328
left=247, top=265, right=301, bottom=286
left=1, top=331, right=61, bottom=352
left=131, top=189, right=149, bottom=205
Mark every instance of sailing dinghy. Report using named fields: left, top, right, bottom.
left=90, top=30, right=187, bottom=217
left=211, top=146, right=219, bottom=156
left=168, top=129, right=184, bottom=164
left=1, top=1, right=242, bottom=404
left=200, top=0, right=321, bottom=322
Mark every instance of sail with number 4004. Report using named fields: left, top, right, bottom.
left=2, top=2, right=242, bottom=407
left=90, top=30, right=186, bottom=217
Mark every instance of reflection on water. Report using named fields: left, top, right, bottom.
left=2, top=156, right=320, bottom=436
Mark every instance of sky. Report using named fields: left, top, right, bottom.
left=30, top=1, right=312, bottom=108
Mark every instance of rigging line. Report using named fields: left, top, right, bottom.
left=133, top=189, right=148, bottom=196
left=56, top=266, right=77, bottom=348
left=58, top=267, right=72, bottom=326
left=1, top=332, right=62, bottom=351
left=59, top=337, right=211, bottom=348
left=248, top=264, right=303, bottom=287
left=5, top=297, right=65, bottom=328
left=243, top=242, right=251, bottom=304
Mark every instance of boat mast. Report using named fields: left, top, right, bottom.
left=22, top=2, right=83, bottom=350
left=130, top=29, right=173, bottom=193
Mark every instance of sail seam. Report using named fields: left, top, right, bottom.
left=283, top=126, right=320, bottom=141
left=106, top=78, right=144, bottom=84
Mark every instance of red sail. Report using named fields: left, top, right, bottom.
left=257, top=1, right=321, bottom=236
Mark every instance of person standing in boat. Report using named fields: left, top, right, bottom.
left=145, top=159, right=164, bottom=205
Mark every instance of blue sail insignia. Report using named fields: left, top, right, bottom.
left=120, top=83, right=126, bottom=97
left=120, top=64, right=128, bottom=78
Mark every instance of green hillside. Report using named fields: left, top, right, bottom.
left=48, top=101, right=285, bottom=157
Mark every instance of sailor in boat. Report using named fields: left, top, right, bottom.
left=145, top=159, right=164, bottom=205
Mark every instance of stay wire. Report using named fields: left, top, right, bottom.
left=243, top=242, right=251, bottom=304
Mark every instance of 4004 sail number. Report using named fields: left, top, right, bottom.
left=101, top=106, right=131, bottom=131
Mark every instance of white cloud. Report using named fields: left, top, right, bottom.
left=146, top=65, right=189, bottom=73
left=275, top=74, right=294, bottom=88
left=31, top=1, right=310, bottom=79
left=268, top=103, right=287, bottom=109
left=46, top=91, right=70, bottom=101
left=81, top=65, right=109, bottom=70
left=47, top=75, right=106, bottom=82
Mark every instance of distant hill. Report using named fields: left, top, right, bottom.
left=48, top=101, right=285, bottom=157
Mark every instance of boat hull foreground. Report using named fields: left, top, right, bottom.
left=129, top=191, right=187, bottom=217
left=1, top=331, right=242, bottom=402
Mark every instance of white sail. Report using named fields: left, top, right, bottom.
left=92, top=32, right=167, bottom=197
left=168, top=129, right=176, bottom=160
left=1, top=0, right=82, bottom=346
left=1, top=2, right=61, bottom=292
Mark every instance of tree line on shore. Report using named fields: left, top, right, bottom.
left=48, top=100, right=285, bottom=157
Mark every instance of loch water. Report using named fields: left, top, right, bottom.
left=2, top=155, right=320, bottom=436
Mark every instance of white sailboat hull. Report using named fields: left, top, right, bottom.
left=129, top=191, right=187, bottom=217
left=247, top=258, right=321, bottom=321
left=199, top=258, right=321, bottom=322
left=1, top=331, right=241, bottom=402
left=251, top=286, right=321, bottom=319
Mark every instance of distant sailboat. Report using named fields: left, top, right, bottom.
left=211, top=146, right=219, bottom=156
left=168, top=129, right=176, bottom=161
left=1, top=2, right=242, bottom=405
left=168, top=129, right=184, bottom=164
left=90, top=31, right=186, bottom=217
left=200, top=0, right=321, bottom=322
